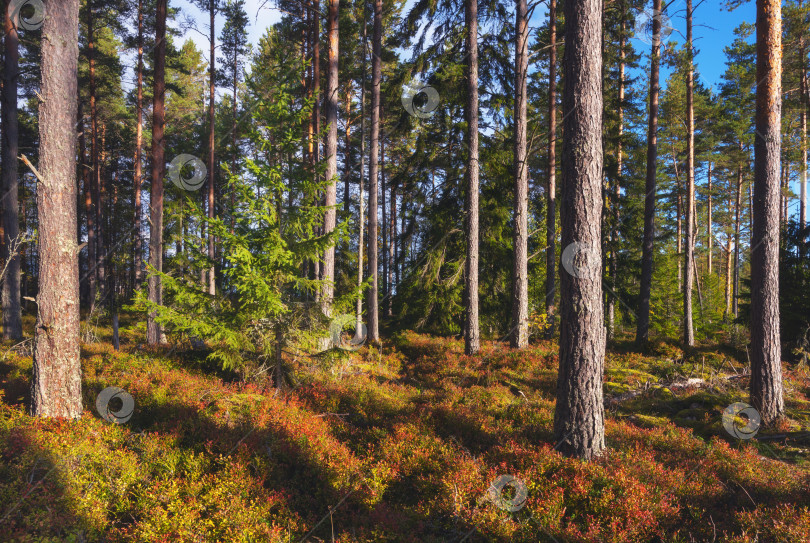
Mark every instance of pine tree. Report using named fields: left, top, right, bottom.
left=553, top=0, right=606, bottom=460
left=636, top=0, right=663, bottom=346
left=2, top=0, right=23, bottom=340
left=147, top=0, right=168, bottom=345
left=31, top=0, right=82, bottom=419
left=750, top=0, right=784, bottom=425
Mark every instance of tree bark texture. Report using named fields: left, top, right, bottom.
left=31, top=0, right=82, bottom=419
left=750, top=0, right=784, bottom=425
left=553, top=0, right=606, bottom=460
left=511, top=0, right=529, bottom=348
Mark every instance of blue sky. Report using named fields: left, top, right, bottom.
left=654, top=0, right=757, bottom=90
left=177, top=0, right=757, bottom=91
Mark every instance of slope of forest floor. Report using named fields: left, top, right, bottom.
left=1, top=317, right=810, bottom=542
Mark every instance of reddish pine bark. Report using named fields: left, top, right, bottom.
left=750, top=0, right=784, bottom=425
left=321, top=0, right=339, bottom=315
left=31, top=0, right=82, bottom=419
left=147, top=0, right=168, bottom=345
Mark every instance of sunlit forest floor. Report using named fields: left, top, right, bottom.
left=1, top=316, right=810, bottom=542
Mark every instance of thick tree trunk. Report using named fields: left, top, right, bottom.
left=683, top=0, right=695, bottom=347
left=147, top=0, right=168, bottom=345
left=2, top=3, right=23, bottom=340
left=545, top=0, right=557, bottom=338
left=554, top=0, right=605, bottom=460
left=511, top=0, right=529, bottom=348
left=321, top=0, right=339, bottom=315
left=464, top=0, right=481, bottom=355
left=31, top=0, right=82, bottom=419
left=367, top=0, right=381, bottom=342
left=750, top=0, right=784, bottom=425
left=133, top=0, right=144, bottom=286
left=207, top=0, right=216, bottom=295
left=636, top=0, right=662, bottom=346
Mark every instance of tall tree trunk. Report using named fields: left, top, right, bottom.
left=749, top=173, right=754, bottom=233
left=511, top=0, right=529, bottom=348
left=381, top=139, right=387, bottom=307
left=147, top=0, right=168, bottom=345
left=608, top=0, right=626, bottom=342
left=367, top=0, right=381, bottom=342
left=313, top=0, right=321, bottom=169
left=311, top=2, right=322, bottom=297
left=2, top=2, right=22, bottom=340
left=321, top=0, right=339, bottom=315
left=389, top=180, right=400, bottom=288
left=636, top=0, right=662, bottom=346
left=733, top=164, right=742, bottom=317
left=79, top=102, right=95, bottom=307
left=388, top=166, right=396, bottom=317
left=801, top=21, right=807, bottom=229
left=683, top=0, right=695, bottom=347
left=133, top=0, right=144, bottom=286
left=545, top=0, right=557, bottom=338
left=673, top=147, right=682, bottom=292
left=553, top=0, right=605, bottom=460
left=31, top=0, right=82, bottom=419
left=99, top=124, right=107, bottom=274
left=464, top=0, right=481, bottom=355
left=88, top=0, right=104, bottom=303
left=207, top=0, right=216, bottom=295
left=724, top=212, right=732, bottom=319
left=781, top=159, right=788, bottom=224
left=357, top=5, right=367, bottom=333
left=231, top=27, right=238, bottom=234
left=313, top=0, right=322, bottom=291
left=750, top=0, right=784, bottom=425
left=343, top=84, right=352, bottom=213
left=707, top=161, right=712, bottom=275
